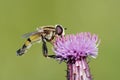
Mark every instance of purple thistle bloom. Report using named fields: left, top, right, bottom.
left=53, top=32, right=100, bottom=80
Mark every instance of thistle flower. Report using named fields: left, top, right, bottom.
left=53, top=32, right=100, bottom=80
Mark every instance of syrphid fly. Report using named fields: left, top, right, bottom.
left=16, top=24, right=66, bottom=58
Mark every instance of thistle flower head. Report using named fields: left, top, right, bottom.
left=53, top=32, right=100, bottom=61
left=53, top=32, right=100, bottom=80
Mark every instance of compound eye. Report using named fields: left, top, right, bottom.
left=55, top=25, right=63, bottom=35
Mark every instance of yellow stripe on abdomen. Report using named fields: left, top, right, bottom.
left=29, top=34, right=41, bottom=42
left=25, top=40, right=31, bottom=46
left=24, top=34, right=41, bottom=49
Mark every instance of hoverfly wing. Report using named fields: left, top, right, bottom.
left=22, top=31, right=38, bottom=38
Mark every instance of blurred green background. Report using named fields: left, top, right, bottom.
left=0, top=0, right=120, bottom=80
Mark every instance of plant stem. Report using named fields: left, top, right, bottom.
left=67, top=57, right=92, bottom=80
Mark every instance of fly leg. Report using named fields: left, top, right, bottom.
left=42, top=36, right=48, bottom=57
left=48, top=55, right=67, bottom=63
left=41, top=36, right=54, bottom=57
left=42, top=38, right=59, bottom=58
left=48, top=55, right=62, bottom=59
left=42, top=36, right=64, bottom=60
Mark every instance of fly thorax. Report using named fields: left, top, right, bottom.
left=46, top=32, right=54, bottom=40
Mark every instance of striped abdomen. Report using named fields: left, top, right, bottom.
left=16, top=34, right=41, bottom=56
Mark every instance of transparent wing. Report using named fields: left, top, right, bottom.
left=22, top=31, right=38, bottom=38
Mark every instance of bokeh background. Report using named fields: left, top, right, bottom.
left=0, top=0, right=120, bottom=80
